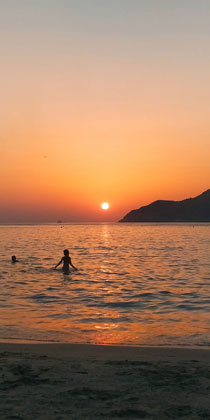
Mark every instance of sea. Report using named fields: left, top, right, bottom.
left=0, top=223, right=210, bottom=347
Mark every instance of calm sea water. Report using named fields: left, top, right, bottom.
left=0, top=224, right=210, bottom=347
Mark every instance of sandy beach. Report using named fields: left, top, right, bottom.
left=0, top=343, right=209, bottom=419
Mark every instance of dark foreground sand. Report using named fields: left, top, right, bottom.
left=0, top=343, right=210, bottom=420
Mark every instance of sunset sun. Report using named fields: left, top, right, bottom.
left=101, top=202, right=109, bottom=210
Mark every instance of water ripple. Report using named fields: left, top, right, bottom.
left=0, top=223, right=210, bottom=347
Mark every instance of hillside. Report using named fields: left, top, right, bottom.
left=119, top=189, right=210, bottom=222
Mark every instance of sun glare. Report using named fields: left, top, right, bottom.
left=101, top=202, right=109, bottom=210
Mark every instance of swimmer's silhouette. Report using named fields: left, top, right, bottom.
left=55, top=249, right=78, bottom=274
left=11, top=255, right=19, bottom=263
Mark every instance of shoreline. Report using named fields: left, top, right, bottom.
left=1, top=338, right=210, bottom=351
left=1, top=341, right=210, bottom=362
left=1, top=342, right=210, bottom=419
left=1, top=339, right=210, bottom=350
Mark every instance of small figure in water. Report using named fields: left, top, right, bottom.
left=11, top=255, right=19, bottom=263
left=55, top=249, right=78, bottom=274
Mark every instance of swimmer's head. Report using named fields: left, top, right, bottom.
left=11, top=255, right=17, bottom=262
left=63, top=249, right=69, bottom=256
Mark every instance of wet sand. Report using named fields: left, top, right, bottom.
left=0, top=343, right=210, bottom=419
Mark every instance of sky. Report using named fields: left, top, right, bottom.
left=0, top=0, right=210, bottom=222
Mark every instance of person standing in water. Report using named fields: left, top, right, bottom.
left=11, top=255, right=19, bottom=263
left=55, top=249, right=78, bottom=274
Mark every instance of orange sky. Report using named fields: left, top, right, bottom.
left=0, top=1, right=210, bottom=222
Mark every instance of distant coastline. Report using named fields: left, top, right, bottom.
left=119, top=189, right=210, bottom=223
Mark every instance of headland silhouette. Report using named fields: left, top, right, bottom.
left=119, top=188, right=210, bottom=222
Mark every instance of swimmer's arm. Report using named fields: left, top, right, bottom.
left=55, top=258, right=63, bottom=269
left=70, top=259, right=78, bottom=270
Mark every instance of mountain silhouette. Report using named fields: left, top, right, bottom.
left=119, top=189, right=210, bottom=222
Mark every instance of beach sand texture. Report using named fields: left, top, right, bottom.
left=0, top=344, right=210, bottom=419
